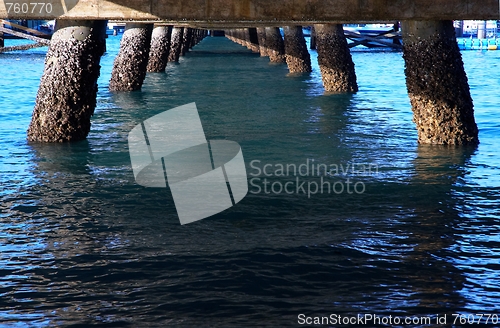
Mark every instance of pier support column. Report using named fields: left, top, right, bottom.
left=168, top=27, right=183, bottom=62
left=109, top=23, right=153, bottom=91
left=402, top=20, right=478, bottom=145
left=190, top=29, right=198, bottom=47
left=147, top=26, right=172, bottom=72
left=256, top=27, right=269, bottom=56
left=241, top=29, right=251, bottom=49
left=265, top=27, right=286, bottom=63
left=0, top=31, right=3, bottom=48
left=247, top=28, right=260, bottom=53
left=191, top=29, right=204, bottom=47
left=180, top=27, right=192, bottom=55
left=239, top=29, right=248, bottom=47
left=283, top=26, right=312, bottom=73
left=27, top=20, right=106, bottom=142
left=310, top=26, right=317, bottom=50
left=241, top=29, right=250, bottom=48
left=315, top=24, right=358, bottom=93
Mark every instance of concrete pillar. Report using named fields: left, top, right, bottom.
left=402, top=20, right=478, bottom=145
left=392, top=22, right=402, bottom=46
left=231, top=29, right=237, bottom=42
left=147, top=26, right=172, bottom=72
left=168, top=27, right=184, bottom=62
left=27, top=20, right=106, bottom=142
left=256, top=27, right=269, bottom=56
left=283, top=26, right=312, bottom=73
left=237, top=29, right=246, bottom=46
left=180, top=27, right=192, bottom=55
left=310, top=26, right=317, bottom=50
left=315, top=24, right=358, bottom=93
left=265, top=27, right=286, bottom=63
left=109, top=23, right=153, bottom=92
left=455, top=20, right=463, bottom=38
left=226, top=29, right=236, bottom=43
left=241, top=29, right=249, bottom=47
left=241, top=29, right=251, bottom=48
left=191, top=29, right=205, bottom=46
left=190, top=29, right=198, bottom=47
left=235, top=29, right=249, bottom=48
left=247, top=28, right=260, bottom=53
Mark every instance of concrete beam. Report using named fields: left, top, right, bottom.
left=1, top=0, right=498, bottom=21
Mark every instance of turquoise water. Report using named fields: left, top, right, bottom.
left=0, top=36, right=500, bottom=326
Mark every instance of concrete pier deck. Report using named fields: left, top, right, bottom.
left=0, top=1, right=498, bottom=22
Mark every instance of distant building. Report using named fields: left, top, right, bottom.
left=454, top=20, right=499, bottom=38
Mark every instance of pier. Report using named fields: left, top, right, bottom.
left=1, top=0, right=497, bottom=144
left=2, top=2, right=500, bottom=325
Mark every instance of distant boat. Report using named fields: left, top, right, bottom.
left=343, top=24, right=401, bottom=49
left=344, top=23, right=395, bottom=36
left=37, top=20, right=55, bottom=34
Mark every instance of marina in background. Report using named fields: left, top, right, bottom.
left=2, top=20, right=500, bottom=51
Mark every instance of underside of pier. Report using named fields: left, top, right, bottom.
left=0, top=0, right=498, bottom=23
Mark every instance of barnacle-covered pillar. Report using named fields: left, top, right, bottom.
left=402, top=20, right=478, bottom=145
left=27, top=20, right=106, bottom=142
left=109, top=23, right=153, bottom=91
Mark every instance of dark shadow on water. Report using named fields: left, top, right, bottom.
left=28, top=140, right=92, bottom=175
left=399, top=144, right=478, bottom=314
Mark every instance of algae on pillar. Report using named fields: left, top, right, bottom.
left=265, top=27, right=286, bottom=63
left=168, top=27, right=184, bottom=62
left=109, top=23, right=153, bottom=91
left=283, top=26, right=311, bottom=73
left=27, top=20, right=106, bottom=142
left=315, top=24, right=357, bottom=93
left=402, top=20, right=478, bottom=145
left=147, top=26, right=172, bottom=73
